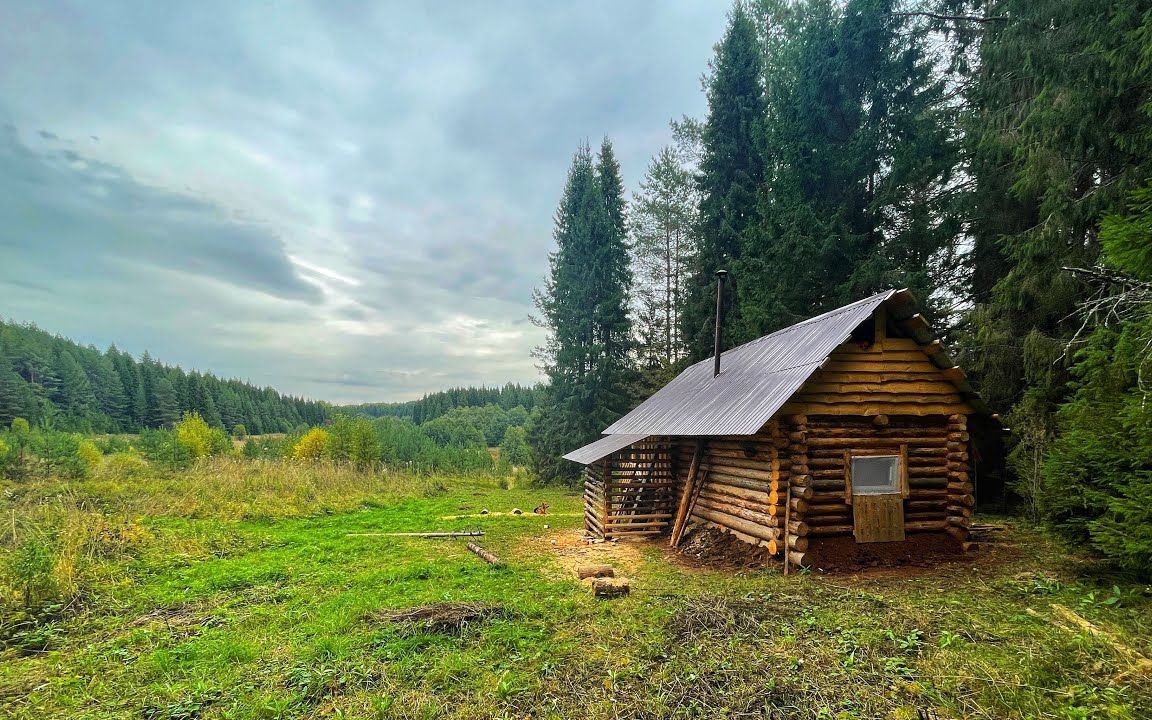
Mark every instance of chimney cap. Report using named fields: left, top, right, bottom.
left=715, top=269, right=728, bottom=279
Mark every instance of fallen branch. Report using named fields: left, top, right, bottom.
left=467, top=542, right=502, bottom=565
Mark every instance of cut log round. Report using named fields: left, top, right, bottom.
left=576, top=565, right=615, bottom=579
left=591, top=577, right=630, bottom=598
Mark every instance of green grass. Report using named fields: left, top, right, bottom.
left=2, top=461, right=1150, bottom=719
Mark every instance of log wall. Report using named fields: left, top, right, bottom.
left=800, top=414, right=972, bottom=546
left=779, top=338, right=975, bottom=417
left=666, top=412, right=972, bottom=564
left=584, top=440, right=676, bottom=539
left=668, top=421, right=813, bottom=559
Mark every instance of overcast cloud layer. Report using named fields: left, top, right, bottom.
left=0, top=1, right=726, bottom=403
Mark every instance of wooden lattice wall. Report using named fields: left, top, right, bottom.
left=583, top=440, right=676, bottom=539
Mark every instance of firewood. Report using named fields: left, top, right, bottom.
left=576, top=565, right=615, bottom=579
left=591, top=577, right=630, bottom=598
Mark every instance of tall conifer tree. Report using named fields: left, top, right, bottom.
left=738, top=0, right=961, bottom=335
left=680, top=1, right=766, bottom=359
left=529, top=142, right=634, bottom=483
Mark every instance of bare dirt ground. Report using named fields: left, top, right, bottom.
left=518, top=528, right=647, bottom=581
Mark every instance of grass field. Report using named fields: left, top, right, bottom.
left=2, top=460, right=1150, bottom=719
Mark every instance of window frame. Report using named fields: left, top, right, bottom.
left=843, top=444, right=909, bottom=504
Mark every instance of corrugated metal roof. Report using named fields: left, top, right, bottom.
left=602, top=290, right=898, bottom=436
left=562, top=433, right=651, bottom=464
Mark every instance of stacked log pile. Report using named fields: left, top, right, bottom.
left=667, top=421, right=810, bottom=564
left=583, top=441, right=676, bottom=539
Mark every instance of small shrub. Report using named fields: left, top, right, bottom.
left=174, top=413, right=231, bottom=460
left=8, top=534, right=59, bottom=608
left=232, top=423, right=247, bottom=440
left=136, top=429, right=192, bottom=470
left=36, top=432, right=89, bottom=479
left=96, top=435, right=132, bottom=454
left=293, top=428, right=330, bottom=461
left=10, top=418, right=30, bottom=435
left=76, top=440, right=102, bottom=474
left=102, top=451, right=149, bottom=478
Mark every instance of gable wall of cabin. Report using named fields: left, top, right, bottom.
left=779, top=339, right=974, bottom=417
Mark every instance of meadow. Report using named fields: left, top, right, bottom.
left=2, top=457, right=1150, bottom=719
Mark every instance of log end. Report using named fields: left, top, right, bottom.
left=591, top=577, right=630, bottom=598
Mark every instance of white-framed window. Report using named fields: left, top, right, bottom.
left=850, top=455, right=901, bottom=496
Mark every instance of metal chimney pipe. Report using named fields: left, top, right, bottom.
left=713, top=269, right=728, bottom=377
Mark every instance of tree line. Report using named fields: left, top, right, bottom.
left=343, top=383, right=543, bottom=425
left=0, top=320, right=330, bottom=434
left=531, top=0, right=1152, bottom=572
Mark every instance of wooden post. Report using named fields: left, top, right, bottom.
left=783, top=484, right=792, bottom=576
left=601, top=458, right=611, bottom=540
left=669, top=439, right=705, bottom=547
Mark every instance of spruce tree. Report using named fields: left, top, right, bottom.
left=738, top=0, right=961, bottom=334
left=529, top=142, right=634, bottom=483
left=680, top=1, right=765, bottom=358
left=631, top=144, right=698, bottom=369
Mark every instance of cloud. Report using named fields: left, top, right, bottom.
left=0, top=1, right=727, bottom=402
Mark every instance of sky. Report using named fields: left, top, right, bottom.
left=0, top=1, right=728, bottom=403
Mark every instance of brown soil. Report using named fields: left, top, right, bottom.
left=674, top=525, right=772, bottom=570
left=519, top=528, right=647, bottom=581
left=806, top=531, right=964, bottom=573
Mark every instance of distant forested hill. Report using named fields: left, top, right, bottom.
left=344, top=383, right=543, bottom=425
left=0, top=319, right=330, bottom=433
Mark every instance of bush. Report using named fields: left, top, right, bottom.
left=76, top=440, right=102, bottom=475
left=95, top=435, right=132, bottom=455
left=1043, top=318, right=1152, bottom=574
left=232, top=423, right=247, bottom=440
left=292, top=428, right=330, bottom=461
left=35, top=432, right=89, bottom=479
left=103, top=451, right=149, bottom=478
left=136, top=429, right=192, bottom=470
left=174, top=413, right=231, bottom=460
left=327, top=416, right=381, bottom=470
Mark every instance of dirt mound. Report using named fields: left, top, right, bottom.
left=676, top=525, right=772, bottom=570
left=372, top=602, right=505, bottom=635
left=807, top=531, right=963, bottom=573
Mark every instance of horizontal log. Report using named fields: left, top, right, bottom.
left=605, top=513, right=673, bottom=522
left=697, top=489, right=775, bottom=515
left=789, top=550, right=810, bottom=567
left=695, top=495, right=782, bottom=525
left=807, top=524, right=853, bottom=537
left=781, top=402, right=973, bottom=416
left=690, top=507, right=781, bottom=543
left=808, top=436, right=947, bottom=448
left=787, top=534, right=809, bottom=552
left=806, top=503, right=849, bottom=517
left=904, top=520, right=947, bottom=531
left=946, top=504, right=973, bottom=518
left=701, top=480, right=774, bottom=505
left=945, top=525, right=969, bottom=542
left=948, top=515, right=971, bottom=528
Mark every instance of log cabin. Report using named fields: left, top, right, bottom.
left=563, top=289, right=1000, bottom=568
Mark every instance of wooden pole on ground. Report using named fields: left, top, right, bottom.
left=467, top=543, right=502, bottom=565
